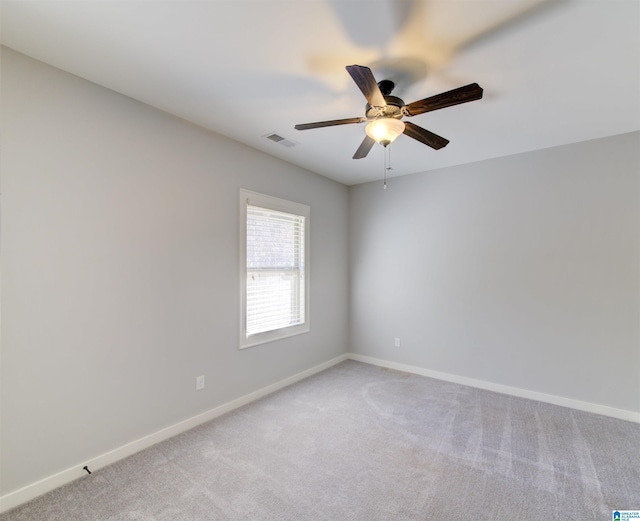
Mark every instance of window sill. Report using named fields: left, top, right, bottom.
left=239, top=324, right=310, bottom=349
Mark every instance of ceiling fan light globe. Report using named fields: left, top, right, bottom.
left=366, top=119, right=405, bottom=145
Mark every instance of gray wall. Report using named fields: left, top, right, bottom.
left=1, top=48, right=349, bottom=494
left=350, top=132, right=640, bottom=413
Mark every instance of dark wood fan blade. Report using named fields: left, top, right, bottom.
left=405, top=83, right=483, bottom=116
left=403, top=122, right=450, bottom=150
left=346, top=65, right=386, bottom=107
left=295, top=117, right=366, bottom=130
left=353, top=135, right=376, bottom=159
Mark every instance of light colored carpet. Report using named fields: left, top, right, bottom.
left=2, top=360, right=638, bottom=520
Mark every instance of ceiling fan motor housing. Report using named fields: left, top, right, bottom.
left=366, top=95, right=406, bottom=120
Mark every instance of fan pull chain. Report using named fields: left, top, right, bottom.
left=383, top=147, right=387, bottom=190
left=383, top=145, right=392, bottom=189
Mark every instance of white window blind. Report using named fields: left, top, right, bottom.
left=246, top=204, right=306, bottom=336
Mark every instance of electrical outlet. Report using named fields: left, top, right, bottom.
left=394, top=338, right=401, bottom=348
left=196, top=375, right=205, bottom=391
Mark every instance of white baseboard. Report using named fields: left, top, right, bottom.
left=0, top=354, right=349, bottom=514
left=347, top=353, right=640, bottom=424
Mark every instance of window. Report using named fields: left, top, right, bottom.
left=240, top=190, right=310, bottom=348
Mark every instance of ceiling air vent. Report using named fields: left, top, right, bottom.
left=263, top=132, right=297, bottom=148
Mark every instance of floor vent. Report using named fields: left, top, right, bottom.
left=264, top=132, right=297, bottom=148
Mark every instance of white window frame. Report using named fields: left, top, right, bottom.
left=239, top=189, right=310, bottom=349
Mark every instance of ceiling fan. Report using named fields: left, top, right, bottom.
left=295, top=65, right=483, bottom=159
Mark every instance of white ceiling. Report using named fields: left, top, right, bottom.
left=2, top=0, right=639, bottom=185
